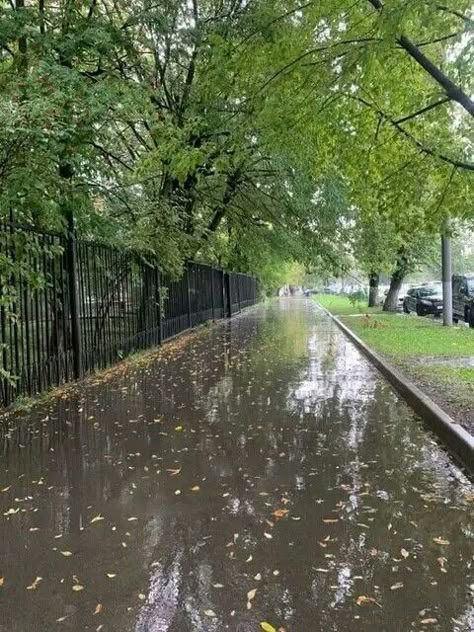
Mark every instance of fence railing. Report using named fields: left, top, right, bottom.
left=0, top=222, right=259, bottom=407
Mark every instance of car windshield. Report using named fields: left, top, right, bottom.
left=418, top=287, right=442, bottom=298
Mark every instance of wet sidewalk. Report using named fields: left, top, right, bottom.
left=0, top=299, right=473, bottom=632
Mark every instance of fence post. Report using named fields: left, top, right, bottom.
left=156, top=268, right=163, bottom=345
left=237, top=274, right=241, bottom=312
left=210, top=267, right=215, bottom=320
left=65, top=211, right=82, bottom=380
left=225, top=273, right=231, bottom=317
left=186, top=263, right=192, bottom=328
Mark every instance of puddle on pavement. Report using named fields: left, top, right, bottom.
left=0, top=299, right=473, bottom=631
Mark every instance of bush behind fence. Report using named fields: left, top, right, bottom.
left=0, top=223, right=259, bottom=407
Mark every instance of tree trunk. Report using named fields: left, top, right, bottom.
left=368, top=272, right=379, bottom=307
left=383, top=257, right=408, bottom=311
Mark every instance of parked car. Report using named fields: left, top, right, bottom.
left=452, top=274, right=474, bottom=327
left=403, top=285, right=443, bottom=316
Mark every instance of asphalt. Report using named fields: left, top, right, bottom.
left=0, top=299, right=473, bottom=631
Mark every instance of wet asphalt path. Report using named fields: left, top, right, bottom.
left=0, top=299, right=473, bottom=631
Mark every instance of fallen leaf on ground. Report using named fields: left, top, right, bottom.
left=390, top=582, right=404, bottom=590
left=264, top=532, right=272, bottom=539
left=272, top=509, right=288, bottom=519
left=433, top=537, right=449, bottom=546
left=420, top=618, right=438, bottom=625
left=400, top=548, right=409, bottom=559
left=26, top=577, right=42, bottom=590
left=247, top=588, right=257, bottom=601
left=138, top=593, right=146, bottom=601
left=356, top=595, right=376, bottom=606
left=191, top=486, right=200, bottom=492
left=60, top=551, right=73, bottom=557
left=0, top=577, right=4, bottom=587
left=106, top=573, right=116, bottom=578
left=260, top=624, right=277, bottom=632
left=167, top=468, right=181, bottom=476
left=204, top=609, right=216, bottom=617
left=90, top=514, right=104, bottom=524
left=93, top=604, right=103, bottom=615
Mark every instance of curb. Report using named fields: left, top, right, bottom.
left=319, top=305, right=474, bottom=475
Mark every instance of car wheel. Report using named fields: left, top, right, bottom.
left=416, top=304, right=423, bottom=317
left=403, top=302, right=409, bottom=314
left=453, top=317, right=459, bottom=324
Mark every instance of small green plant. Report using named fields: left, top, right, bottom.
left=348, top=289, right=367, bottom=311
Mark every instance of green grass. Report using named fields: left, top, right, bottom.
left=416, top=365, right=474, bottom=386
left=314, top=294, right=382, bottom=316
left=340, top=313, right=474, bottom=357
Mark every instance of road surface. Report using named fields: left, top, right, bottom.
left=0, top=299, right=473, bottom=631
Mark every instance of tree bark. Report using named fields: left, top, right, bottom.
left=368, top=272, right=379, bottom=307
left=383, top=257, right=408, bottom=311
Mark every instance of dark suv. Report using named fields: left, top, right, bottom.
left=452, top=274, right=474, bottom=327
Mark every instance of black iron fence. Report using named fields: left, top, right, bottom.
left=0, top=222, right=259, bottom=407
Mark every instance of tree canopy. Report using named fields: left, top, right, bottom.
left=1, top=0, right=473, bottom=289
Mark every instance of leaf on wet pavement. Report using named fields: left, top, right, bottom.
left=191, top=486, right=200, bottom=492
left=0, top=577, right=4, bottom=587
left=167, top=468, right=181, bottom=477
left=272, top=508, right=288, bottom=519
left=420, top=618, right=438, bottom=625
left=264, top=532, right=272, bottom=539
left=204, top=609, right=217, bottom=617
left=138, top=593, right=146, bottom=601
left=322, top=518, right=338, bottom=524
left=260, top=623, right=277, bottom=632
left=356, top=595, right=377, bottom=606
left=1, top=486, right=11, bottom=492
left=106, top=573, right=116, bottom=578
left=390, top=582, right=404, bottom=590
left=60, top=551, right=73, bottom=557
left=400, top=548, right=409, bottom=559
left=93, top=604, right=103, bottom=615
left=90, top=514, right=104, bottom=524
left=26, top=576, right=42, bottom=590
left=247, top=588, right=257, bottom=601
left=72, top=576, right=84, bottom=591
left=433, top=537, right=449, bottom=545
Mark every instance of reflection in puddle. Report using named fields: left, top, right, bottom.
left=0, top=299, right=473, bottom=631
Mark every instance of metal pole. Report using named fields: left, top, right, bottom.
left=186, top=263, right=192, bottom=328
left=65, top=210, right=83, bottom=378
left=442, top=225, right=453, bottom=327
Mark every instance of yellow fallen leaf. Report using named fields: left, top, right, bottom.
left=272, top=508, right=288, bottom=519
left=167, top=468, right=181, bottom=476
left=247, top=588, right=257, bottom=601
left=0, top=577, right=4, bottom=587
left=322, top=518, right=338, bottom=524
left=420, top=618, right=438, bottom=625
left=93, top=604, right=103, bottom=615
left=390, top=582, right=404, bottom=590
left=60, top=551, right=73, bottom=557
left=175, top=490, right=181, bottom=495
left=263, top=532, right=272, bottom=539
left=356, top=595, right=376, bottom=606
left=128, top=517, right=138, bottom=522
left=260, top=624, right=277, bottom=632
left=138, top=593, right=146, bottom=601
left=400, top=548, right=409, bottom=559
left=191, top=486, right=200, bottom=492
left=204, top=609, right=216, bottom=617
left=433, top=537, right=450, bottom=546
left=1, top=486, right=11, bottom=492
left=175, top=426, right=183, bottom=431
left=72, top=584, right=84, bottom=592
left=106, top=573, right=116, bottom=578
